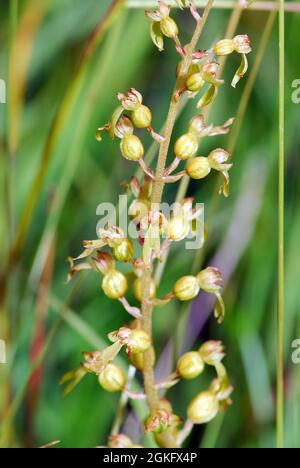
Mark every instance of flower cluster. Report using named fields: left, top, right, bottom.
left=62, top=0, right=251, bottom=448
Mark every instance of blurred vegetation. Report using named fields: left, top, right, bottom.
left=0, top=0, right=299, bottom=448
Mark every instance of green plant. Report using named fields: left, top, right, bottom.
left=63, top=0, right=251, bottom=448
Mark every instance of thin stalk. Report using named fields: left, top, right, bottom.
left=140, top=0, right=215, bottom=419
left=126, top=1, right=300, bottom=12
left=154, top=0, right=242, bottom=285
left=277, top=0, right=285, bottom=450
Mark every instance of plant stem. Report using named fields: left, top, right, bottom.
left=277, top=0, right=285, bottom=450
left=140, top=0, right=215, bottom=420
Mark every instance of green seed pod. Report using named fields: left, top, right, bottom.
left=102, top=270, right=128, bottom=299
left=160, top=17, right=179, bottom=39
left=173, top=275, right=200, bottom=301
left=186, top=73, right=205, bottom=92
left=120, top=134, right=144, bottom=161
left=174, top=133, right=198, bottom=160
left=213, top=39, right=235, bottom=56
left=129, top=329, right=151, bottom=354
left=187, top=390, right=219, bottom=424
left=177, top=351, right=205, bottom=379
left=98, top=363, right=126, bottom=392
left=131, top=105, right=152, bottom=129
left=133, top=277, right=156, bottom=302
left=185, top=157, right=211, bottom=180
left=112, top=239, right=134, bottom=262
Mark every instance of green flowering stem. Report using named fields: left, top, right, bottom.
left=140, top=0, right=215, bottom=426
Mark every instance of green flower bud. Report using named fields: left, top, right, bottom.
left=186, top=73, right=205, bottom=92
left=185, top=157, right=211, bottom=179
left=199, top=340, right=225, bottom=365
left=213, top=39, right=235, bottom=56
left=174, top=133, right=198, bottom=160
left=112, top=239, right=134, bottom=262
left=98, top=363, right=126, bottom=392
left=177, top=351, right=205, bottom=379
left=173, top=275, right=200, bottom=301
left=160, top=16, right=179, bottom=39
left=120, top=134, right=144, bottom=161
left=102, top=270, right=128, bottom=299
left=187, top=390, right=219, bottom=424
left=133, top=277, right=156, bottom=302
left=131, top=104, right=152, bottom=129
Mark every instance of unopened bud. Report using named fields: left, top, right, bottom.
left=133, top=277, right=156, bottom=302
left=120, top=134, right=144, bottom=161
left=213, top=39, right=235, bottom=56
left=187, top=390, right=219, bottom=424
left=177, top=351, right=205, bottom=379
left=113, top=239, right=134, bottom=263
left=174, top=133, right=198, bottom=160
left=185, top=157, right=211, bottom=179
left=131, top=105, right=152, bottom=129
left=98, top=363, right=126, bottom=392
left=173, top=275, right=199, bottom=301
left=199, top=340, right=225, bottom=365
left=102, top=270, right=128, bottom=299
left=196, top=267, right=223, bottom=293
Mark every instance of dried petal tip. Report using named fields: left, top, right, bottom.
left=92, top=251, right=115, bottom=275
left=233, top=35, right=251, bottom=54
left=118, top=88, right=143, bottom=111
left=145, top=409, right=182, bottom=434
left=199, top=340, right=225, bottom=365
left=109, top=327, right=151, bottom=355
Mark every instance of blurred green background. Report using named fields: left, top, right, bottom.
left=0, top=0, right=299, bottom=448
